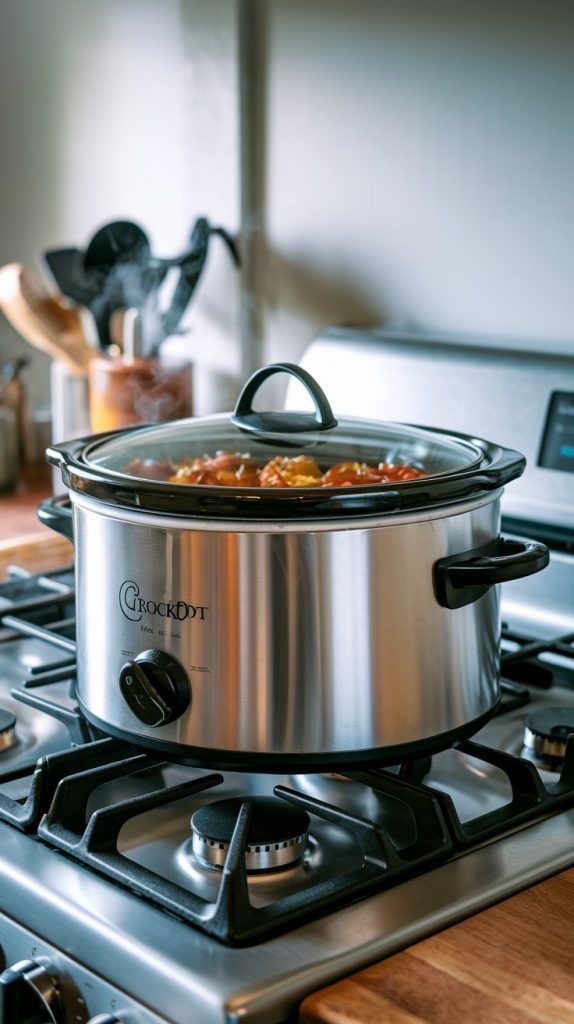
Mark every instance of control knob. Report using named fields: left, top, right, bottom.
left=0, top=959, right=63, bottom=1023
left=119, top=648, right=190, bottom=727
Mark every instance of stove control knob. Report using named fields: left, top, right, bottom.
left=119, top=649, right=190, bottom=727
left=0, top=958, right=63, bottom=1023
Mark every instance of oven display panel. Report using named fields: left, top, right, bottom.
left=538, top=391, right=574, bottom=473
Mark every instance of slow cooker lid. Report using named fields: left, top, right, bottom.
left=49, top=363, right=526, bottom=519
left=87, top=412, right=481, bottom=480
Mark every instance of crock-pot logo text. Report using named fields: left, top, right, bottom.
left=119, top=580, right=208, bottom=623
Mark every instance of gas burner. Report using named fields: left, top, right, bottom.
left=0, top=708, right=16, bottom=752
left=190, top=796, right=310, bottom=872
left=521, top=707, right=574, bottom=771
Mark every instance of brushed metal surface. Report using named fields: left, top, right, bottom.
left=0, top=912, right=166, bottom=1023
left=0, top=637, right=72, bottom=766
left=72, top=493, right=501, bottom=757
left=502, top=548, right=574, bottom=639
left=523, top=723, right=567, bottom=762
left=191, top=829, right=308, bottom=871
left=295, top=327, right=574, bottom=531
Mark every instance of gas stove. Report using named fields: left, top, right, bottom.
left=1, top=560, right=574, bottom=1024
left=0, top=329, right=573, bottom=1024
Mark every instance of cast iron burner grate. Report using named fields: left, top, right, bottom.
left=35, top=755, right=455, bottom=945
left=0, top=734, right=574, bottom=945
left=1, top=567, right=574, bottom=945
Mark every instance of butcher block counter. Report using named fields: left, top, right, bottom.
left=1, top=515, right=573, bottom=1024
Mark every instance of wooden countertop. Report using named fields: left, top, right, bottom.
left=300, top=864, right=574, bottom=1023
left=0, top=466, right=72, bottom=577
left=0, top=464, right=53, bottom=539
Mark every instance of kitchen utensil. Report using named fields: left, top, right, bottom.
left=42, top=218, right=240, bottom=354
left=86, top=228, right=157, bottom=350
left=121, top=307, right=141, bottom=360
left=44, top=363, right=548, bottom=769
left=83, top=220, right=150, bottom=271
left=0, top=264, right=95, bottom=373
left=92, top=217, right=240, bottom=353
left=41, top=247, right=95, bottom=308
left=39, top=251, right=101, bottom=350
left=109, top=308, right=125, bottom=349
left=42, top=223, right=154, bottom=349
left=156, top=218, right=241, bottom=348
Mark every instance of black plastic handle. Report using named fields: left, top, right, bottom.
left=434, top=537, right=549, bottom=609
left=230, top=363, right=338, bottom=435
left=37, top=495, right=74, bottom=541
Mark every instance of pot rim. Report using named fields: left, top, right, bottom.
left=69, top=484, right=504, bottom=531
left=48, top=423, right=525, bottom=521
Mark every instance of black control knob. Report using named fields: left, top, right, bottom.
left=0, top=959, right=63, bottom=1023
left=119, top=649, right=190, bottom=727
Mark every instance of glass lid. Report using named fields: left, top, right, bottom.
left=50, top=363, right=527, bottom=519
left=84, top=363, right=483, bottom=488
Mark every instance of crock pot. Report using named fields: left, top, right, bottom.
left=44, top=362, right=549, bottom=770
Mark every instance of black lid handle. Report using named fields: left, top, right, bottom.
left=231, top=363, right=338, bottom=435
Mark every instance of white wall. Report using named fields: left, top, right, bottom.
left=4, top=1, right=574, bottom=419
left=261, top=0, right=574, bottom=371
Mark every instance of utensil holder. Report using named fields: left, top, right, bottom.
left=88, top=356, right=193, bottom=433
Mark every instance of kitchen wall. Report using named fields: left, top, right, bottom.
left=2, top=0, right=574, bottom=422
left=258, top=0, right=574, bottom=380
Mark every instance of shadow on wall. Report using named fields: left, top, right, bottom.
left=262, top=243, right=386, bottom=363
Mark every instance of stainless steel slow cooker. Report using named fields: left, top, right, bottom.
left=44, top=362, right=549, bottom=770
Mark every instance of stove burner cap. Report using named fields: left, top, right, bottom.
left=190, top=796, right=310, bottom=872
left=0, top=707, right=16, bottom=753
left=522, top=706, right=574, bottom=770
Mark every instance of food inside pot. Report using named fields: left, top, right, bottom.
left=123, top=451, right=426, bottom=487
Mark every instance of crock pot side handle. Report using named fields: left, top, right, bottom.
left=230, top=362, right=338, bottom=434
left=37, top=494, right=74, bottom=541
left=434, top=537, right=550, bottom=610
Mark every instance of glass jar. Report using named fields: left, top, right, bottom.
left=88, top=356, right=193, bottom=433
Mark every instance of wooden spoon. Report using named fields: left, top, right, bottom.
left=0, top=262, right=95, bottom=374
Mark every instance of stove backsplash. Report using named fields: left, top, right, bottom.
left=294, top=328, right=574, bottom=533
